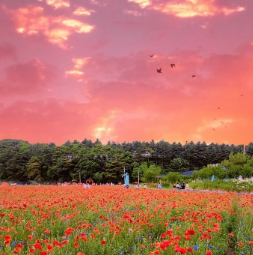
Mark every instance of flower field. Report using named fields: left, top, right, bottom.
left=0, top=186, right=253, bottom=255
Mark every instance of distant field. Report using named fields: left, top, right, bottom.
left=0, top=186, right=252, bottom=255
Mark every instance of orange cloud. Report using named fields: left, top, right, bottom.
left=0, top=100, right=95, bottom=144
left=6, top=5, right=94, bottom=48
left=197, top=118, right=234, bottom=132
left=65, top=70, right=84, bottom=76
left=45, top=0, right=70, bottom=9
left=129, top=0, right=245, bottom=18
left=92, top=111, right=118, bottom=142
left=62, top=19, right=93, bottom=33
left=72, top=58, right=90, bottom=69
left=73, top=7, right=93, bottom=16
left=1, top=41, right=252, bottom=145
left=78, top=45, right=253, bottom=145
left=65, top=58, right=90, bottom=80
left=128, top=0, right=151, bottom=8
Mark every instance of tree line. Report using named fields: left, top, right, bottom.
left=0, top=139, right=252, bottom=183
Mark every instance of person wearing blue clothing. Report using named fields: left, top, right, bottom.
left=122, top=168, right=130, bottom=188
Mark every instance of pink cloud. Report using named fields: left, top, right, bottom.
left=0, top=0, right=252, bottom=145
left=5, top=5, right=94, bottom=48
left=0, top=58, right=56, bottom=95
left=128, top=0, right=245, bottom=18
left=0, top=99, right=111, bottom=144
left=76, top=44, right=253, bottom=144
left=1, top=43, right=251, bottom=145
left=0, top=43, right=16, bottom=59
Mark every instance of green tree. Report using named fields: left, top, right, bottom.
left=0, top=139, right=31, bottom=181
left=220, top=152, right=253, bottom=178
left=27, top=156, right=43, bottom=182
left=132, top=162, right=149, bottom=182
left=169, top=157, right=189, bottom=172
left=142, top=164, right=161, bottom=183
left=105, top=149, right=132, bottom=183
left=167, top=172, right=181, bottom=183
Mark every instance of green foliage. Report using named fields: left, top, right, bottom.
left=0, top=139, right=250, bottom=183
left=169, top=157, right=189, bottom=172
left=166, top=172, right=181, bottom=183
left=132, top=162, right=148, bottom=182
left=105, top=149, right=132, bottom=183
left=133, top=163, right=161, bottom=183
left=189, top=180, right=253, bottom=192
left=26, top=156, right=43, bottom=182
left=194, top=153, right=253, bottom=180
left=223, top=152, right=250, bottom=166
left=194, top=165, right=227, bottom=179
left=142, top=164, right=161, bottom=183
left=0, top=139, right=31, bottom=181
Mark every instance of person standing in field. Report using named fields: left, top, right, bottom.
left=158, top=178, right=162, bottom=189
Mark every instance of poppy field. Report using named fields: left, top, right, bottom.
left=0, top=186, right=253, bottom=255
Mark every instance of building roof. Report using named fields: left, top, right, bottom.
left=181, top=171, right=194, bottom=176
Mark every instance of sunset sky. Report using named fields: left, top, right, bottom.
left=0, top=0, right=252, bottom=145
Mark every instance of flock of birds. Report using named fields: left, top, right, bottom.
left=148, top=54, right=244, bottom=133
left=149, top=54, right=196, bottom=77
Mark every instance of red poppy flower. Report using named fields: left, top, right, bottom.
left=34, top=243, right=42, bottom=250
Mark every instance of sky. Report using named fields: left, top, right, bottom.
left=0, top=0, right=252, bottom=146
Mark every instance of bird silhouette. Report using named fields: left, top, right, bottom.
left=170, top=64, right=176, bottom=68
left=192, top=75, right=196, bottom=78
left=149, top=54, right=154, bottom=58
left=157, top=68, right=162, bottom=73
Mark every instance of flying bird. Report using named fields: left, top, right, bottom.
left=192, top=75, right=196, bottom=78
left=157, top=68, right=162, bottom=73
left=170, top=64, right=176, bottom=68
left=149, top=54, right=154, bottom=58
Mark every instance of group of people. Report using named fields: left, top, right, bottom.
left=83, top=183, right=91, bottom=189
left=173, top=183, right=186, bottom=189
left=127, top=183, right=189, bottom=190
left=134, top=184, right=147, bottom=189
left=83, top=181, right=189, bottom=190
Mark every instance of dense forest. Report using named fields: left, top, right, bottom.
left=0, top=139, right=253, bottom=183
